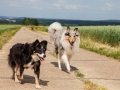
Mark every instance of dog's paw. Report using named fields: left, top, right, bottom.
left=15, top=79, right=21, bottom=83
left=36, top=85, right=41, bottom=89
left=67, top=70, right=70, bottom=73
left=59, top=68, right=62, bottom=70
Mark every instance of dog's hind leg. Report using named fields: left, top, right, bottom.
left=34, top=61, right=41, bottom=89
left=14, top=64, right=21, bottom=83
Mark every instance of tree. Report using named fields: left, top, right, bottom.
left=22, top=18, right=39, bottom=26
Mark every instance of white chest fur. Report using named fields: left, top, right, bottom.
left=23, top=60, right=34, bottom=69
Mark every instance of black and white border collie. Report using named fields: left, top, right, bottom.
left=8, top=39, right=47, bottom=89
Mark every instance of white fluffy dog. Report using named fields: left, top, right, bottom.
left=48, top=22, right=80, bottom=72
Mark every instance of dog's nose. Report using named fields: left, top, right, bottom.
left=43, top=55, right=46, bottom=58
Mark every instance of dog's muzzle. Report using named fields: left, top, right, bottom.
left=37, top=54, right=46, bottom=62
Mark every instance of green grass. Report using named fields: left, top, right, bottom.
left=80, top=38, right=120, bottom=60
left=78, top=25, right=120, bottom=47
left=0, top=25, right=21, bottom=49
left=74, top=70, right=84, bottom=78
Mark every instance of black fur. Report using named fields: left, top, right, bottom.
left=8, top=39, right=47, bottom=87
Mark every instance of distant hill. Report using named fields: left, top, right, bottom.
left=0, top=16, right=120, bottom=26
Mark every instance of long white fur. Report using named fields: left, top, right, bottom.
left=48, top=22, right=80, bottom=72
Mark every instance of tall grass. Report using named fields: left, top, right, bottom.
left=0, top=25, right=21, bottom=49
left=79, top=26, right=120, bottom=47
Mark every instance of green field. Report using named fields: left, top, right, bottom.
left=78, top=25, right=120, bottom=47
left=0, top=25, right=21, bottom=49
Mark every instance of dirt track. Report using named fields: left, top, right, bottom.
left=0, top=27, right=120, bottom=90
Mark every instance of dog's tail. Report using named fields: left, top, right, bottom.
left=48, top=22, right=63, bottom=41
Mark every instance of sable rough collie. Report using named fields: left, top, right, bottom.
left=48, top=22, right=80, bottom=72
left=8, top=39, right=47, bottom=89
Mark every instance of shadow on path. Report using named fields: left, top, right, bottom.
left=50, top=62, right=78, bottom=73
left=20, top=75, right=49, bottom=86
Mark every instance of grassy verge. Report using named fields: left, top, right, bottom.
left=74, top=70, right=107, bottom=90
left=84, top=80, right=108, bottom=90
left=80, top=38, right=120, bottom=60
left=0, top=26, right=21, bottom=49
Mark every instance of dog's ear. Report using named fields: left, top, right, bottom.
left=33, top=39, right=39, bottom=46
left=41, top=40, right=47, bottom=47
left=74, top=28, right=78, bottom=32
left=67, top=26, right=70, bottom=32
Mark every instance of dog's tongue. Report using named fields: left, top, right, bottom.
left=40, top=58, right=44, bottom=62
left=70, top=42, right=73, bottom=46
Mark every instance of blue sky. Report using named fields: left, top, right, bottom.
left=0, top=0, right=120, bottom=20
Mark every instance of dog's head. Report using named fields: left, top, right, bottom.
left=65, top=27, right=79, bottom=46
left=31, top=39, right=47, bottom=62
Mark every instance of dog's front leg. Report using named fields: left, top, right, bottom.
left=58, top=53, right=62, bottom=70
left=18, top=66, right=24, bottom=82
left=62, top=52, right=70, bottom=72
left=14, top=64, right=21, bottom=83
left=34, top=62, right=41, bottom=89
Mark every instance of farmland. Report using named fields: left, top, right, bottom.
left=0, top=25, right=21, bottom=49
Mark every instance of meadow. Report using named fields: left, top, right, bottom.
left=0, top=25, right=21, bottom=49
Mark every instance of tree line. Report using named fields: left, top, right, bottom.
left=22, top=18, right=39, bottom=26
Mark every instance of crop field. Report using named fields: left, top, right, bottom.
left=78, top=25, right=120, bottom=47
left=0, top=25, right=21, bottom=49
left=0, top=25, right=21, bottom=34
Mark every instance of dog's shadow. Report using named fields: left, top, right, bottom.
left=50, top=62, right=78, bottom=73
left=21, top=75, right=49, bottom=86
